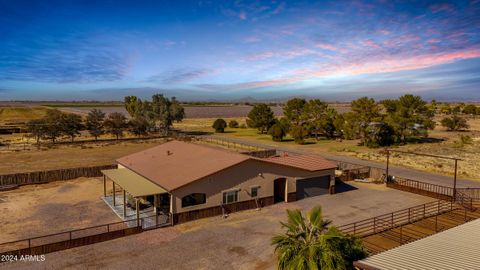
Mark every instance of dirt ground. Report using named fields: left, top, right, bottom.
left=0, top=177, right=119, bottom=242
left=1, top=181, right=433, bottom=270
left=0, top=139, right=166, bottom=174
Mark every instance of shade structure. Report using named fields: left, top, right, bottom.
left=102, top=168, right=167, bottom=197
left=354, top=218, right=480, bottom=270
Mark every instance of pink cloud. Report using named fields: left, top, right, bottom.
left=429, top=3, right=455, bottom=13
left=315, top=42, right=338, bottom=51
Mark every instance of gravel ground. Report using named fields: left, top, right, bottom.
left=0, top=177, right=119, bottom=242
left=1, top=182, right=434, bottom=270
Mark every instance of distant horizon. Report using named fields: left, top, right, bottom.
left=1, top=0, right=480, bottom=101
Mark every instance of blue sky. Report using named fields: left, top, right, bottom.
left=0, top=0, right=479, bottom=101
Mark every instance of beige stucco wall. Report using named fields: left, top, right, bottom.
left=171, top=159, right=334, bottom=214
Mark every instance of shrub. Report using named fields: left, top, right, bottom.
left=228, top=120, right=239, bottom=128
left=268, top=123, right=286, bottom=141
left=212, top=118, right=227, bottom=133
left=441, top=115, right=469, bottom=131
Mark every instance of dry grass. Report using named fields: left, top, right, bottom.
left=0, top=139, right=166, bottom=174
left=0, top=106, right=48, bottom=124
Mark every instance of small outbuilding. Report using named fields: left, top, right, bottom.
left=102, top=140, right=337, bottom=225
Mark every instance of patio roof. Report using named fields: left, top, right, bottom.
left=102, top=168, right=167, bottom=197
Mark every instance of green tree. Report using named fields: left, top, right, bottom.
left=351, top=97, right=380, bottom=145
left=212, top=118, right=227, bottom=133
left=129, top=116, right=151, bottom=136
left=334, top=112, right=360, bottom=140
left=26, top=119, right=47, bottom=144
left=290, top=125, right=308, bottom=144
left=246, top=103, right=276, bottom=134
left=228, top=120, right=239, bottom=128
left=284, top=98, right=307, bottom=126
left=268, top=122, right=287, bottom=141
left=302, top=99, right=330, bottom=140
left=364, top=123, right=395, bottom=148
left=61, top=113, right=84, bottom=142
left=272, top=206, right=367, bottom=270
left=86, top=109, right=106, bottom=141
left=43, top=109, right=64, bottom=143
left=383, top=94, right=435, bottom=143
left=124, top=96, right=142, bottom=117
left=104, top=112, right=128, bottom=140
left=441, top=115, right=469, bottom=131
left=125, top=94, right=185, bottom=135
left=462, top=104, right=477, bottom=115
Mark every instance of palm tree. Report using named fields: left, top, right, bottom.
left=272, top=206, right=367, bottom=270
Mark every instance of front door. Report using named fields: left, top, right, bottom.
left=274, top=178, right=286, bottom=203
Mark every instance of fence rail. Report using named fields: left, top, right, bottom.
left=387, top=177, right=455, bottom=200
left=0, top=164, right=117, bottom=187
left=0, top=219, right=142, bottom=257
left=337, top=200, right=455, bottom=237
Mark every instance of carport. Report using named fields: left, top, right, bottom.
left=102, top=168, right=169, bottom=227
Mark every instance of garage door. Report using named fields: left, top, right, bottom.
left=296, top=175, right=330, bottom=200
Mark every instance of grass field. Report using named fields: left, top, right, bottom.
left=0, top=106, right=48, bottom=124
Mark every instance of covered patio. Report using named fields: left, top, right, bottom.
left=101, top=168, right=172, bottom=228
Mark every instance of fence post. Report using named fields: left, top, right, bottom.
left=423, top=204, right=426, bottom=219
left=107, top=224, right=110, bottom=232
left=373, top=217, right=376, bottom=233
left=399, top=226, right=403, bottom=244
left=69, top=231, right=72, bottom=241
left=408, top=208, right=411, bottom=223
left=391, top=212, right=394, bottom=228
left=353, top=223, right=356, bottom=235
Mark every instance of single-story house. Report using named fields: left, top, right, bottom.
left=102, top=140, right=337, bottom=225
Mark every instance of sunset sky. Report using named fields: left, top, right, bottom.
left=1, top=0, right=479, bottom=101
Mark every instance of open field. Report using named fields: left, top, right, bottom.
left=175, top=117, right=480, bottom=180
left=0, top=139, right=165, bottom=174
left=58, top=105, right=284, bottom=118
left=0, top=107, right=48, bottom=125
left=1, top=181, right=433, bottom=270
left=0, top=177, right=119, bottom=243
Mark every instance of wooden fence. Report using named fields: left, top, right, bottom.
left=0, top=164, right=117, bottom=187
left=337, top=200, right=455, bottom=237
left=0, top=219, right=142, bottom=257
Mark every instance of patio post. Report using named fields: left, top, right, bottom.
left=103, top=175, right=106, bottom=197
left=113, top=181, right=116, bottom=206
left=123, top=189, right=127, bottom=218
left=136, top=199, right=140, bottom=227
left=154, top=194, right=158, bottom=213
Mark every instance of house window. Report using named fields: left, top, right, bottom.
left=181, top=193, right=206, bottom=208
left=223, top=190, right=239, bottom=204
left=251, top=186, right=259, bottom=197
